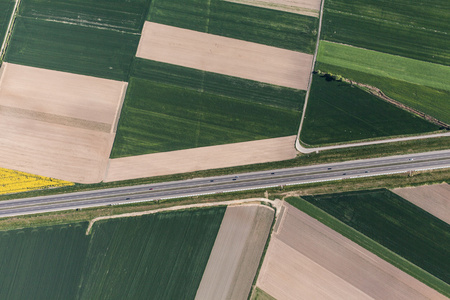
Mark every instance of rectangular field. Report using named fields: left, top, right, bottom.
left=137, top=22, right=313, bottom=90
left=257, top=202, right=446, bottom=299
left=19, top=0, right=151, bottom=32
left=105, top=136, right=297, bottom=182
left=300, top=74, right=438, bottom=146
left=196, top=205, right=274, bottom=299
left=110, top=78, right=299, bottom=157
left=320, top=0, right=450, bottom=65
left=131, top=58, right=306, bottom=111
left=5, top=17, right=140, bottom=81
left=301, top=189, right=450, bottom=285
left=0, top=63, right=126, bottom=183
left=147, top=0, right=318, bottom=53
left=392, top=183, right=450, bottom=224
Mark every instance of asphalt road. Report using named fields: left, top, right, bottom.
left=1, top=150, right=449, bottom=218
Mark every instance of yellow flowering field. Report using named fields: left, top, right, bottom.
left=0, top=167, right=73, bottom=195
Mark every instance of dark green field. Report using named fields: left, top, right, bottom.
left=147, top=0, right=318, bottom=53
left=19, top=0, right=151, bottom=32
left=300, top=74, right=439, bottom=145
left=111, top=78, right=300, bottom=157
left=5, top=17, right=139, bottom=80
left=131, top=59, right=305, bottom=110
left=0, top=223, right=90, bottom=299
left=321, top=0, right=450, bottom=65
left=0, top=207, right=225, bottom=300
left=315, top=62, right=450, bottom=125
left=301, top=189, right=450, bottom=285
left=0, top=0, right=15, bottom=51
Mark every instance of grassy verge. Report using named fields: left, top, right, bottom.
left=1, top=136, right=449, bottom=201
left=286, top=196, right=450, bottom=297
left=1, top=168, right=448, bottom=231
left=250, top=287, right=276, bottom=300
left=300, top=74, right=439, bottom=145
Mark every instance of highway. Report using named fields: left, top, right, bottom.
left=0, top=150, right=449, bottom=218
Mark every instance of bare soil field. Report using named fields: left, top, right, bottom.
left=392, top=183, right=450, bottom=224
left=104, top=135, right=297, bottom=182
left=136, top=22, right=313, bottom=90
left=0, top=63, right=127, bottom=183
left=257, top=202, right=446, bottom=300
left=195, top=204, right=274, bottom=300
left=224, top=0, right=320, bottom=17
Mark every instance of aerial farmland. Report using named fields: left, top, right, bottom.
left=0, top=0, right=448, bottom=299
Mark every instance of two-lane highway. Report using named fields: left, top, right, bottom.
left=0, top=150, right=449, bottom=218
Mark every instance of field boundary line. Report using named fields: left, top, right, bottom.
left=85, top=198, right=273, bottom=234
left=0, top=0, right=21, bottom=61
left=111, top=82, right=128, bottom=134
left=295, top=0, right=324, bottom=148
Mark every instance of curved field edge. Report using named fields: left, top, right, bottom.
left=285, top=196, right=450, bottom=297
left=299, top=74, right=439, bottom=146
left=315, top=41, right=450, bottom=124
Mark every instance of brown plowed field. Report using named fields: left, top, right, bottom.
left=104, top=135, right=297, bottom=182
left=0, top=63, right=127, bottom=183
left=196, top=204, right=274, bottom=300
left=256, top=202, right=447, bottom=300
left=136, top=22, right=313, bottom=90
left=392, top=183, right=450, bottom=224
left=224, top=0, right=320, bottom=17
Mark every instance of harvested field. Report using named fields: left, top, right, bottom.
left=196, top=204, right=274, bottom=300
left=0, top=63, right=126, bottom=183
left=105, top=136, right=297, bottom=182
left=392, top=183, right=450, bottom=224
left=224, top=0, right=320, bottom=17
left=257, top=202, right=447, bottom=299
left=136, top=22, right=313, bottom=90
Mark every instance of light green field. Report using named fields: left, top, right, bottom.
left=317, top=41, right=450, bottom=92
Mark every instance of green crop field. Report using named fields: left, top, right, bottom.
left=300, top=74, right=438, bottom=145
left=5, top=17, right=140, bottom=81
left=0, top=207, right=225, bottom=299
left=77, top=208, right=225, bottom=299
left=317, top=41, right=450, bottom=92
left=111, top=78, right=300, bottom=157
left=321, top=0, right=450, bottom=65
left=286, top=196, right=450, bottom=297
left=147, top=0, right=318, bottom=53
left=315, top=63, right=450, bottom=125
left=316, top=41, right=450, bottom=124
left=301, top=189, right=450, bottom=285
left=0, top=0, right=15, bottom=50
left=0, top=223, right=90, bottom=299
left=19, top=0, right=151, bottom=33
left=131, top=58, right=306, bottom=110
